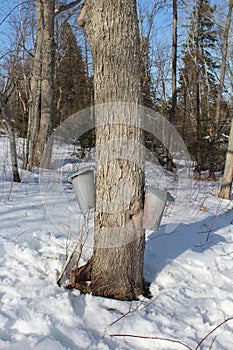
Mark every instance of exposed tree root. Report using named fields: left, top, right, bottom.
left=66, top=258, right=152, bottom=301
left=218, top=187, right=231, bottom=200
left=66, top=257, right=93, bottom=293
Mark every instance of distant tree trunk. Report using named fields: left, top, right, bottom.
left=195, top=3, right=202, bottom=175
left=73, top=0, right=145, bottom=300
left=217, top=0, right=233, bottom=197
left=215, top=0, right=233, bottom=128
left=33, top=0, right=55, bottom=167
left=167, top=0, right=177, bottom=172
left=209, top=0, right=233, bottom=181
left=26, top=0, right=55, bottom=169
left=195, top=73, right=202, bottom=175
left=26, top=0, right=43, bottom=170
left=0, top=93, right=21, bottom=183
left=218, top=116, right=233, bottom=199
left=170, top=0, right=177, bottom=124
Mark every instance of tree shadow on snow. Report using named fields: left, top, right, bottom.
left=144, top=209, right=233, bottom=283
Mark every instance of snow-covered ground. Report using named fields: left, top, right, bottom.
left=1, top=135, right=233, bottom=350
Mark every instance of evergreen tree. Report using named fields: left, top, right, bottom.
left=55, top=22, right=90, bottom=125
left=178, top=0, right=219, bottom=173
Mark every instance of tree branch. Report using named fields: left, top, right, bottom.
left=110, top=334, right=192, bottom=350
left=0, top=1, right=28, bottom=26
left=55, top=0, right=84, bottom=15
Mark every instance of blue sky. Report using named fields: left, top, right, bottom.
left=0, top=0, right=19, bottom=54
left=0, top=0, right=225, bottom=44
left=0, top=0, right=229, bottom=66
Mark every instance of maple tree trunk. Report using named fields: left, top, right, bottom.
left=76, top=0, right=145, bottom=300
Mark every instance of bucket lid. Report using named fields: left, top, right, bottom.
left=145, top=185, right=174, bottom=203
left=71, top=165, right=95, bottom=179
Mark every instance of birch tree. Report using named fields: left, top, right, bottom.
left=216, top=0, right=233, bottom=199
left=218, top=116, right=233, bottom=199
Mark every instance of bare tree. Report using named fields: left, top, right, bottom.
left=206, top=0, right=233, bottom=181
left=170, top=0, right=177, bottom=123
left=167, top=0, right=177, bottom=171
left=26, top=0, right=84, bottom=169
left=138, top=0, right=167, bottom=107
left=0, top=82, right=21, bottom=183
left=33, top=0, right=56, bottom=167
left=0, top=0, right=34, bottom=180
left=26, top=0, right=55, bottom=169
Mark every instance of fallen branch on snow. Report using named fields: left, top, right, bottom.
left=110, top=317, right=233, bottom=350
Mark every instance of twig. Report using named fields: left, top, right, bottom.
left=55, top=0, right=84, bottom=15
left=7, top=180, right=14, bottom=201
left=57, top=231, right=82, bottom=286
left=195, top=317, right=233, bottom=350
left=57, top=209, right=91, bottom=286
left=110, top=317, right=233, bottom=350
left=209, top=335, right=217, bottom=350
left=103, top=291, right=168, bottom=341
left=206, top=198, right=222, bottom=242
left=110, top=334, right=192, bottom=350
left=74, top=211, right=90, bottom=269
left=108, top=302, right=142, bottom=328
left=0, top=1, right=28, bottom=26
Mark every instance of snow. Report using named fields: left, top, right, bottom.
left=1, top=135, right=233, bottom=350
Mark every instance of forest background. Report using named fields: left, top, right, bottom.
left=0, top=0, right=233, bottom=194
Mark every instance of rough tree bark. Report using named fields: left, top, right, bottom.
left=218, top=116, right=233, bottom=199
left=72, top=0, right=145, bottom=300
left=26, top=0, right=55, bottom=169
left=26, top=0, right=43, bottom=170
left=33, top=0, right=55, bottom=167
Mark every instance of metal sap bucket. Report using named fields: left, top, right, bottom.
left=143, top=185, right=174, bottom=231
left=71, top=166, right=95, bottom=210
